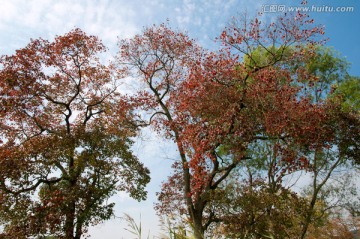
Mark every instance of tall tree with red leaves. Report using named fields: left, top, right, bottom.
left=0, top=29, right=150, bottom=239
left=117, top=12, right=355, bottom=238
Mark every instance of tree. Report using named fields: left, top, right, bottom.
left=117, top=23, right=203, bottom=238
left=0, top=29, right=150, bottom=238
left=306, top=211, right=360, bottom=239
left=292, top=46, right=360, bottom=239
left=205, top=46, right=360, bottom=239
left=117, top=10, right=334, bottom=238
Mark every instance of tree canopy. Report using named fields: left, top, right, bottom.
left=0, top=29, right=150, bottom=239
left=117, top=12, right=359, bottom=239
left=0, top=10, right=359, bottom=239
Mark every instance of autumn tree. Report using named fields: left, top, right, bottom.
left=196, top=46, right=360, bottom=239
left=306, top=208, right=360, bottom=239
left=286, top=46, right=360, bottom=239
left=209, top=111, right=360, bottom=239
left=242, top=46, right=359, bottom=239
left=0, top=29, right=150, bottom=239
left=116, top=8, right=342, bottom=237
left=117, top=23, right=203, bottom=236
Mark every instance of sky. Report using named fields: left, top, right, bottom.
left=0, top=0, right=359, bottom=238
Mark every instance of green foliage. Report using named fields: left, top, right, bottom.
left=301, top=46, right=350, bottom=101
left=305, top=46, right=349, bottom=83
left=243, top=45, right=291, bottom=70
left=335, top=76, right=360, bottom=112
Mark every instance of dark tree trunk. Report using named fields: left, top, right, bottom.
left=193, top=214, right=205, bottom=239
left=64, top=201, right=76, bottom=239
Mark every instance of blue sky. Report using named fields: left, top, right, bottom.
left=0, top=0, right=359, bottom=238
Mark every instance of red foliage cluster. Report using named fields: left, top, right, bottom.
left=117, top=10, right=340, bottom=238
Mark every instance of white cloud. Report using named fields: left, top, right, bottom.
left=0, top=0, right=19, bottom=24
left=0, top=0, right=140, bottom=54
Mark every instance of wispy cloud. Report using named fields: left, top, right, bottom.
left=0, top=0, right=140, bottom=53
left=0, top=0, right=263, bottom=51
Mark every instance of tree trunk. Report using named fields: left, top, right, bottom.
left=75, top=216, right=84, bottom=239
left=64, top=202, right=76, bottom=238
left=192, top=210, right=205, bottom=239
left=193, top=225, right=204, bottom=239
